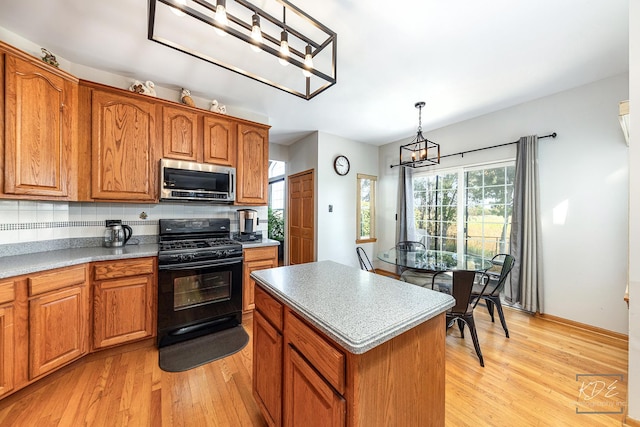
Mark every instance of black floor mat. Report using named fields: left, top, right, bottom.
left=159, top=325, right=249, bottom=372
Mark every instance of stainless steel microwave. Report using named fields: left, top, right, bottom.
left=160, top=159, right=235, bottom=203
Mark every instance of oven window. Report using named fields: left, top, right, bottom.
left=173, top=271, right=231, bottom=310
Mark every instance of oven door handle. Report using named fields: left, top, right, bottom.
left=158, top=257, right=243, bottom=270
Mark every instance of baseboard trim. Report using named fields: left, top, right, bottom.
left=625, top=415, right=640, bottom=427
left=536, top=312, right=628, bottom=342
left=375, top=269, right=400, bottom=279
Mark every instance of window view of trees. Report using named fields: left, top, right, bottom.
left=412, top=163, right=514, bottom=260
left=465, top=165, right=515, bottom=258
left=357, top=174, right=377, bottom=243
left=413, top=172, right=458, bottom=252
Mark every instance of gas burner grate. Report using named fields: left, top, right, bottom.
left=206, top=238, right=237, bottom=247
left=159, top=240, right=208, bottom=251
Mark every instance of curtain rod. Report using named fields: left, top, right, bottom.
left=390, top=132, right=557, bottom=168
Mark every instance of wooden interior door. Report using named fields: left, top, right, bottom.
left=288, top=170, right=315, bottom=265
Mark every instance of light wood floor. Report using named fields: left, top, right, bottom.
left=0, top=307, right=628, bottom=426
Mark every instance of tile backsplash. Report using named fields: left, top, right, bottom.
left=0, top=200, right=268, bottom=245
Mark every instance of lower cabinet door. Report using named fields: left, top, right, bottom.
left=253, top=311, right=283, bottom=427
left=29, top=286, right=88, bottom=379
left=93, top=275, right=154, bottom=349
left=0, top=305, right=15, bottom=397
left=284, top=345, right=346, bottom=427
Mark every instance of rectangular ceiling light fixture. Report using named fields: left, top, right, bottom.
left=148, top=0, right=337, bottom=100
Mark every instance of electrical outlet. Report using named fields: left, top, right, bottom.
left=329, top=205, right=333, bottom=212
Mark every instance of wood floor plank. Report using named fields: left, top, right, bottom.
left=0, top=309, right=628, bottom=426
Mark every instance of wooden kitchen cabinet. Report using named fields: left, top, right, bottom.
left=28, top=265, right=89, bottom=379
left=254, top=285, right=346, bottom=427
left=253, top=308, right=283, bottom=427
left=243, top=246, right=278, bottom=311
left=161, top=106, right=237, bottom=167
left=284, top=347, right=346, bottom=427
left=1, top=42, right=78, bottom=200
left=92, top=257, right=156, bottom=350
left=284, top=309, right=346, bottom=427
left=0, top=280, right=16, bottom=398
left=162, top=104, right=200, bottom=162
left=236, top=123, right=269, bottom=205
left=203, top=115, right=236, bottom=166
left=78, top=81, right=158, bottom=202
left=253, top=283, right=446, bottom=427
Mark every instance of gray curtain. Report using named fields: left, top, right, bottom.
left=396, top=166, right=415, bottom=243
left=508, top=135, right=544, bottom=313
left=396, top=166, right=415, bottom=274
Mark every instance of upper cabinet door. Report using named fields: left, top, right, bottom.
left=91, top=89, right=157, bottom=201
left=4, top=55, right=76, bottom=198
left=162, top=105, right=201, bottom=162
left=236, top=123, right=269, bottom=205
left=203, top=115, right=236, bottom=167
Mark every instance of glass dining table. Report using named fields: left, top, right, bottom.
left=377, top=247, right=492, bottom=273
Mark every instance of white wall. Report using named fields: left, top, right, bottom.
left=285, top=132, right=378, bottom=267
left=379, top=74, right=629, bottom=335
left=315, top=133, right=379, bottom=267
left=627, top=0, right=639, bottom=421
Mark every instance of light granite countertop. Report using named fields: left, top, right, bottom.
left=239, top=238, right=280, bottom=249
left=0, top=238, right=281, bottom=279
left=250, top=260, right=455, bottom=355
left=0, top=244, right=160, bottom=279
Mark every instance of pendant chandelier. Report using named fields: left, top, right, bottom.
left=396, top=102, right=440, bottom=168
left=148, top=0, right=337, bottom=100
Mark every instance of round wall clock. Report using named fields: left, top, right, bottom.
left=333, top=155, right=350, bottom=176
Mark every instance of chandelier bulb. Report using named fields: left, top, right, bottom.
left=250, top=13, right=262, bottom=52
left=302, top=44, right=313, bottom=78
left=170, top=0, right=187, bottom=17
left=279, top=30, right=290, bottom=66
left=214, top=0, right=228, bottom=37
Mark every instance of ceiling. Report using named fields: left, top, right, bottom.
left=0, top=0, right=629, bottom=146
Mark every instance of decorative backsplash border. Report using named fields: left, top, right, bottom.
left=0, top=220, right=158, bottom=231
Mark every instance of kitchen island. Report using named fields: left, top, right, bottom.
left=250, top=260, right=455, bottom=427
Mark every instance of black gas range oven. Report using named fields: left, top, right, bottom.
left=157, top=218, right=243, bottom=348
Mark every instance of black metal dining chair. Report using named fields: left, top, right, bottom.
left=433, top=269, right=487, bottom=367
left=396, top=241, right=426, bottom=251
left=356, top=247, right=376, bottom=273
left=471, top=254, right=516, bottom=338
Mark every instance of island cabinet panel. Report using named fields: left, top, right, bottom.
left=203, top=115, right=236, bottom=166
left=254, top=284, right=283, bottom=330
left=0, top=279, right=16, bottom=398
left=346, top=314, right=446, bottom=427
left=162, top=105, right=201, bottom=162
left=87, top=85, right=157, bottom=202
left=28, top=266, right=89, bottom=380
left=92, top=257, right=156, bottom=350
left=284, top=346, right=346, bottom=427
left=2, top=48, right=77, bottom=199
left=236, top=123, right=269, bottom=205
left=243, top=246, right=278, bottom=311
left=253, top=310, right=283, bottom=427
left=253, top=283, right=447, bottom=427
left=285, top=310, right=345, bottom=394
